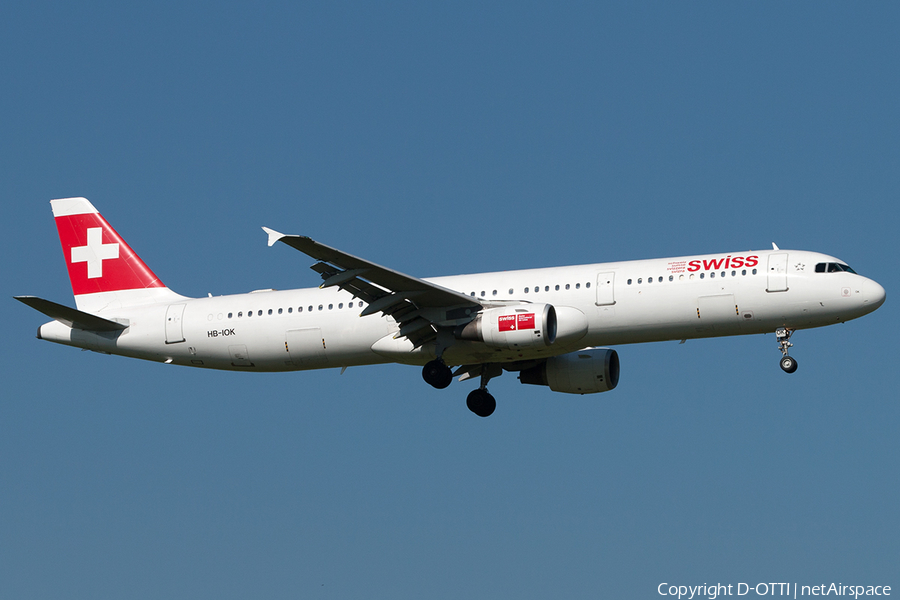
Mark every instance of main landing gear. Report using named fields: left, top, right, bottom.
left=466, top=388, right=496, bottom=418
left=422, top=359, right=452, bottom=389
left=466, top=365, right=500, bottom=418
left=776, top=327, right=798, bottom=374
left=422, top=359, right=498, bottom=417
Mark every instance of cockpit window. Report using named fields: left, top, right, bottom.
left=816, top=262, right=857, bottom=274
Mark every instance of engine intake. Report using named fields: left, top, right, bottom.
left=519, top=348, right=620, bottom=394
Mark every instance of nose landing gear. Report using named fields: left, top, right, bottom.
left=776, top=327, right=798, bottom=373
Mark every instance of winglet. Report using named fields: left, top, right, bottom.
left=262, top=227, right=286, bottom=247
left=772, top=242, right=780, bottom=250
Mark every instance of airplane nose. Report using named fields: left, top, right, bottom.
left=864, top=279, right=886, bottom=310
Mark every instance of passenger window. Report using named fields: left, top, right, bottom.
left=258, top=310, right=263, bottom=316
left=752, top=269, right=757, bottom=275
left=575, top=283, right=580, bottom=289
left=669, top=275, right=674, bottom=282
left=628, top=279, right=633, bottom=285
left=710, top=272, right=715, bottom=278
left=268, top=309, right=273, bottom=315
left=742, top=270, right=747, bottom=276
left=308, top=306, right=313, bottom=312
left=586, top=282, right=591, bottom=288
left=247, top=311, right=252, bottom=317
left=555, top=285, right=560, bottom=291
left=228, top=312, right=233, bottom=318
left=328, top=304, right=333, bottom=310
left=658, top=277, right=662, bottom=283
left=318, top=305, right=323, bottom=311
left=492, top=290, right=498, bottom=296
left=544, top=286, right=549, bottom=292
left=481, top=291, right=485, bottom=297
left=339, top=303, right=343, bottom=309
left=638, top=278, right=642, bottom=284
left=288, top=307, right=293, bottom=313
left=565, top=284, right=570, bottom=290
left=238, top=311, right=243, bottom=318
left=524, top=287, right=529, bottom=293
left=731, top=270, right=736, bottom=277
left=278, top=308, right=283, bottom=314
left=700, top=273, right=705, bottom=279
left=647, top=277, right=652, bottom=284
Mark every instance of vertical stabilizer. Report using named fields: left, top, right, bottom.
left=51, top=197, right=185, bottom=312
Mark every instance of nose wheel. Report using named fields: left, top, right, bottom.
left=776, top=327, right=798, bottom=373
left=780, top=355, right=798, bottom=373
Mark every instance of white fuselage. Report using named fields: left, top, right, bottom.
left=38, top=249, right=885, bottom=371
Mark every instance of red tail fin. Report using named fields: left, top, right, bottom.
left=52, top=197, right=166, bottom=297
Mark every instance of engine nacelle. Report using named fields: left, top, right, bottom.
left=519, top=348, right=620, bottom=394
left=455, top=304, right=557, bottom=350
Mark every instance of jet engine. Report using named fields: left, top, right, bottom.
left=518, top=348, right=619, bottom=394
left=455, top=304, right=557, bottom=350
left=454, top=304, right=590, bottom=351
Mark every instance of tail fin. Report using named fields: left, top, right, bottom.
left=51, top=197, right=184, bottom=312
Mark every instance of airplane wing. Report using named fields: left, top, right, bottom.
left=262, top=228, right=483, bottom=347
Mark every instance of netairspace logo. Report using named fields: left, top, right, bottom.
left=657, top=582, right=891, bottom=599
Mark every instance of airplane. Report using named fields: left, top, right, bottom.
left=16, top=197, right=886, bottom=417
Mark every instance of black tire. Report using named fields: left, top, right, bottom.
left=780, top=355, right=798, bottom=374
left=466, top=389, right=496, bottom=417
left=422, top=360, right=452, bottom=389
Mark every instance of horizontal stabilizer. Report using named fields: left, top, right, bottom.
left=14, top=296, right=128, bottom=331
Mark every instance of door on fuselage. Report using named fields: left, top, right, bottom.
left=697, top=294, right=741, bottom=334
left=286, top=328, right=327, bottom=366
left=767, top=253, right=789, bottom=292
left=595, top=272, right=615, bottom=306
left=165, top=304, right=186, bottom=344
left=229, top=345, right=254, bottom=367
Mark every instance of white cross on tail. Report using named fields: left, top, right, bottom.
left=70, top=227, right=119, bottom=278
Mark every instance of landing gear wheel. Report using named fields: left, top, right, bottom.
left=466, top=389, right=496, bottom=417
left=422, top=360, right=452, bottom=389
left=775, top=328, right=798, bottom=373
left=780, top=355, right=798, bottom=374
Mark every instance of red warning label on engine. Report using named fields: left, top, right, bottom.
left=499, top=313, right=536, bottom=332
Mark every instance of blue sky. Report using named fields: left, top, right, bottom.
left=2, top=3, right=898, bottom=598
